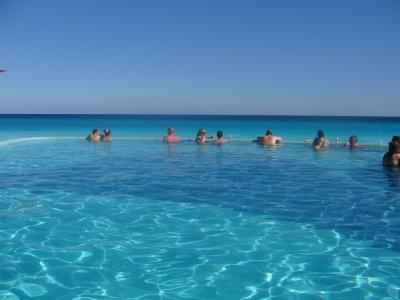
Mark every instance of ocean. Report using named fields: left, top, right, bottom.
left=0, top=114, right=399, bottom=144
left=0, top=114, right=399, bottom=299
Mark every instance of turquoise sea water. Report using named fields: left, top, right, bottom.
left=0, top=115, right=399, bottom=299
left=1, top=114, right=399, bottom=144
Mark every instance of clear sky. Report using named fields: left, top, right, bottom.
left=0, top=0, right=399, bottom=116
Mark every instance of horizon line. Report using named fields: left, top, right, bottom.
left=0, top=113, right=400, bottom=119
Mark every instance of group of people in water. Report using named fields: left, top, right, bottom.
left=86, top=127, right=400, bottom=167
left=86, top=128, right=112, bottom=142
left=162, top=127, right=230, bottom=144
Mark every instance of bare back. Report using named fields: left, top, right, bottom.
left=87, top=134, right=101, bottom=142
left=163, top=134, right=181, bottom=143
left=262, top=135, right=282, bottom=146
left=215, top=138, right=227, bottom=144
left=383, top=153, right=400, bottom=167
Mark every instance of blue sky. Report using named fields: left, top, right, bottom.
left=0, top=0, right=399, bottom=115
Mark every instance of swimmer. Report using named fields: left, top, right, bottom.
left=86, top=129, right=101, bottom=142
left=392, top=135, right=400, bottom=145
left=313, top=130, right=330, bottom=150
left=345, top=135, right=360, bottom=148
left=383, top=141, right=400, bottom=167
left=256, top=129, right=283, bottom=146
left=163, top=127, right=181, bottom=143
left=101, top=128, right=112, bottom=142
left=195, top=128, right=214, bottom=144
left=215, top=131, right=227, bottom=144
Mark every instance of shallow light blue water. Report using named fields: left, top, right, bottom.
left=0, top=115, right=399, bottom=299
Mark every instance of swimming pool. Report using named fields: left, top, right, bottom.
left=0, top=137, right=399, bottom=299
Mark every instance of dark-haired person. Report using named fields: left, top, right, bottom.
left=383, top=141, right=400, bottom=167
left=86, top=129, right=101, bottom=142
left=313, top=130, right=330, bottom=150
left=163, top=127, right=181, bottom=144
left=392, top=135, right=400, bottom=145
left=101, top=128, right=112, bottom=142
left=215, top=131, right=227, bottom=144
left=345, top=135, right=360, bottom=148
left=257, top=129, right=283, bottom=146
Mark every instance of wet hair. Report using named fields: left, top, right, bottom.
left=167, top=127, right=174, bottom=134
left=317, top=130, right=325, bottom=138
left=92, top=129, right=99, bottom=134
left=392, top=136, right=400, bottom=143
left=313, top=137, right=321, bottom=146
left=349, top=135, right=358, bottom=143
left=103, top=128, right=111, bottom=136
left=217, top=131, right=223, bottom=138
left=266, top=129, right=273, bottom=136
left=388, top=141, right=400, bottom=154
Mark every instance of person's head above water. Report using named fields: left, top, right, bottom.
left=266, top=129, right=273, bottom=136
left=217, top=131, right=223, bottom=139
left=93, top=129, right=100, bottom=135
left=103, top=128, right=111, bottom=136
left=392, top=136, right=400, bottom=144
left=388, top=141, right=400, bottom=154
left=167, top=127, right=174, bottom=134
left=317, top=130, right=325, bottom=138
left=197, top=128, right=206, bottom=136
left=349, top=135, right=358, bottom=143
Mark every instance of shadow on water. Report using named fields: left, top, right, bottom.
left=1, top=141, right=399, bottom=252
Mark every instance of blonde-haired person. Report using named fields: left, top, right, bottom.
left=195, top=128, right=214, bottom=144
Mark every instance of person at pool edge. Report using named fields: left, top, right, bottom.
left=215, top=131, right=227, bottom=144
left=382, top=139, right=400, bottom=167
left=257, top=129, right=283, bottom=146
left=86, top=129, right=101, bottom=142
left=345, top=135, right=360, bottom=148
left=101, top=128, right=112, bottom=142
left=195, top=128, right=214, bottom=144
left=313, top=130, right=330, bottom=150
left=163, top=127, right=181, bottom=143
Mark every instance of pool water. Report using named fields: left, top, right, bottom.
left=0, top=138, right=399, bottom=299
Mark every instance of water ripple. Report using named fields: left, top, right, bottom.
left=0, top=140, right=399, bottom=299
